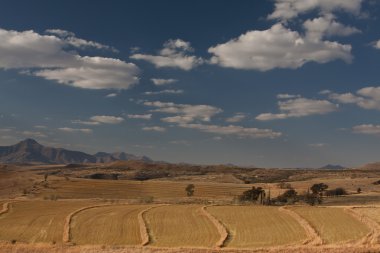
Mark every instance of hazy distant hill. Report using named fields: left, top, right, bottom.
left=319, top=164, right=346, bottom=170
left=0, top=139, right=152, bottom=164
left=357, top=162, right=380, bottom=171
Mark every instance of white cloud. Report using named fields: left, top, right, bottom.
left=256, top=97, right=338, bottom=121
left=21, top=131, right=47, bottom=138
left=0, top=28, right=139, bottom=89
left=46, top=29, right=118, bottom=52
left=179, top=123, right=282, bottom=139
left=58, top=127, right=93, bottom=134
left=303, top=15, right=360, bottom=41
left=71, top=120, right=100, bottom=126
left=309, top=143, right=328, bottom=148
left=373, top=40, right=380, bottom=49
left=277, top=94, right=301, bottom=99
left=225, top=113, right=247, bottom=123
left=208, top=24, right=352, bottom=71
left=142, top=126, right=166, bottom=132
left=105, top=93, right=118, bottom=98
left=328, top=86, right=380, bottom=111
left=127, top=114, right=152, bottom=120
left=90, top=115, right=124, bottom=124
left=131, top=39, right=203, bottom=70
left=144, top=89, right=184, bottom=95
left=353, top=124, right=380, bottom=136
left=268, top=0, right=364, bottom=20
left=151, top=78, right=178, bottom=86
left=144, top=101, right=223, bottom=123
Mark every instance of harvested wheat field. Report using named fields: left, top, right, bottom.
left=37, top=178, right=253, bottom=200
left=144, top=205, right=220, bottom=247
left=291, top=207, right=370, bottom=244
left=354, top=207, right=380, bottom=223
left=0, top=200, right=97, bottom=244
left=206, top=206, right=306, bottom=248
left=70, top=204, right=151, bottom=245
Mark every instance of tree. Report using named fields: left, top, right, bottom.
left=239, top=186, right=266, bottom=204
left=276, top=188, right=298, bottom=203
left=357, top=187, right=362, bottom=194
left=311, top=183, right=328, bottom=196
left=185, top=184, right=195, bottom=197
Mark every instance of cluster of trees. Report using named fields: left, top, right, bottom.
left=238, top=182, right=349, bottom=206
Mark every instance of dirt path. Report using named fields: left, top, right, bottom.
left=344, top=207, right=380, bottom=246
left=278, top=207, right=323, bottom=246
left=201, top=205, right=229, bottom=248
left=140, top=204, right=169, bottom=246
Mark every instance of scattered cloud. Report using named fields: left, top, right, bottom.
left=328, top=86, right=380, bottom=111
left=127, top=114, right=152, bottom=120
left=256, top=97, right=338, bottom=121
left=178, top=123, right=282, bottom=139
left=21, top=131, right=47, bottom=138
left=225, top=113, right=247, bottom=123
left=151, top=78, right=178, bottom=86
left=131, top=39, right=203, bottom=70
left=268, top=0, right=364, bottom=21
left=353, top=124, right=380, bottom=136
left=144, top=101, right=223, bottom=124
left=90, top=115, right=124, bottom=124
left=142, top=126, right=166, bottom=132
left=105, top=93, right=118, bottom=98
left=143, top=89, right=184, bottom=95
left=208, top=24, right=352, bottom=71
left=373, top=40, right=380, bottom=49
left=309, top=143, right=328, bottom=148
left=58, top=127, right=93, bottom=134
left=0, top=28, right=139, bottom=89
left=277, top=94, right=301, bottom=99
left=34, top=125, right=47, bottom=129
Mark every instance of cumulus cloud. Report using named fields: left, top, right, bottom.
left=142, top=126, right=166, bottom=132
left=372, top=40, right=380, bottom=50
left=353, top=124, right=380, bottom=136
left=256, top=97, right=338, bottom=121
left=208, top=24, right=352, bottom=71
left=0, top=28, right=139, bottom=89
left=90, top=115, right=124, bottom=124
left=179, top=123, right=282, bottom=139
left=131, top=39, right=203, bottom=70
left=328, top=86, right=380, bottom=111
left=150, top=78, right=178, bottom=86
left=225, top=113, right=247, bottom=123
left=268, top=0, right=364, bottom=20
left=303, top=15, right=360, bottom=41
left=144, top=101, right=222, bottom=123
left=127, top=114, right=152, bottom=120
left=58, top=127, right=93, bottom=134
left=143, top=89, right=184, bottom=95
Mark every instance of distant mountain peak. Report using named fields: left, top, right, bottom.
left=319, top=164, right=346, bottom=170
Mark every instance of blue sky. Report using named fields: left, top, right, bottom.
left=1, top=0, right=380, bottom=167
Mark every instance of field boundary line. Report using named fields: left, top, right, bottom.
left=345, top=207, right=380, bottom=246
left=279, top=206, right=323, bottom=246
left=139, top=204, right=168, bottom=246
left=62, top=203, right=112, bottom=244
left=201, top=205, right=229, bottom=248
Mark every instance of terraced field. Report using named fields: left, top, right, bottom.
left=144, top=205, right=220, bottom=247
left=207, top=206, right=306, bottom=248
left=354, top=207, right=380, bottom=224
left=291, top=207, right=370, bottom=244
left=0, top=201, right=97, bottom=244
left=70, top=205, right=150, bottom=245
left=37, top=178, right=254, bottom=200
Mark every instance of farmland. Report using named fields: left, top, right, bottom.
left=207, top=206, right=307, bottom=248
left=291, top=207, right=370, bottom=244
left=70, top=204, right=150, bottom=245
left=144, top=205, right=220, bottom=247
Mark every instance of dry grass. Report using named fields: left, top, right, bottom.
left=291, top=207, right=370, bottom=244
left=36, top=178, right=255, bottom=200
left=0, top=200, right=97, bottom=244
left=207, top=206, right=307, bottom=248
left=144, top=205, right=220, bottom=247
left=70, top=205, right=150, bottom=245
left=354, top=207, right=380, bottom=224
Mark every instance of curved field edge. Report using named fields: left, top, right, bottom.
left=345, top=207, right=380, bottom=245
left=207, top=206, right=307, bottom=248
left=139, top=205, right=167, bottom=246
left=201, top=205, right=229, bottom=248
left=0, top=202, right=11, bottom=216
left=279, top=207, right=322, bottom=246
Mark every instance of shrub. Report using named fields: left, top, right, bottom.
left=185, top=184, right=195, bottom=197
left=276, top=189, right=298, bottom=204
left=325, top=187, right=347, bottom=197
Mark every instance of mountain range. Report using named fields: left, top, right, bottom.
left=0, top=139, right=152, bottom=164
